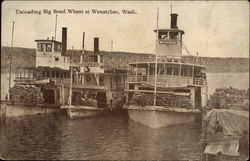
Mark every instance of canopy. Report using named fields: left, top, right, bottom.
left=204, top=140, right=239, bottom=156
left=204, top=109, right=249, bottom=136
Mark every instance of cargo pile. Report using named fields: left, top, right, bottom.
left=130, top=92, right=192, bottom=108
left=207, top=87, right=249, bottom=110
left=9, top=85, right=44, bottom=107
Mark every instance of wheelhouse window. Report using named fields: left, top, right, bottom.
left=158, top=32, right=168, bottom=40
left=54, top=43, right=61, bottom=52
left=169, top=32, right=178, bottom=39
left=88, top=55, right=98, bottom=62
left=46, top=43, right=52, bottom=52
left=37, top=43, right=44, bottom=52
left=158, top=31, right=180, bottom=42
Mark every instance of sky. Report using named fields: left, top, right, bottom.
left=2, top=1, right=249, bottom=58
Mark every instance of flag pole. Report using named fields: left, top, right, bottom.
left=153, top=7, right=159, bottom=107
left=8, top=21, right=15, bottom=100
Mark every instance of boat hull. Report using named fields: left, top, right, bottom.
left=62, top=105, right=109, bottom=119
left=1, top=102, right=58, bottom=118
left=127, top=105, right=200, bottom=128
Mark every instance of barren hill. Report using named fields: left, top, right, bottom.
left=1, top=46, right=249, bottom=74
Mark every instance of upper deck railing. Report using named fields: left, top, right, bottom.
left=129, top=55, right=206, bottom=66
left=126, top=74, right=207, bottom=87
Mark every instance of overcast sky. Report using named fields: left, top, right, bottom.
left=2, top=1, right=249, bottom=58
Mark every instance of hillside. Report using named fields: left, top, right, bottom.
left=1, top=46, right=249, bottom=74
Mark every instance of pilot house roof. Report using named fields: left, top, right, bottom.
left=154, top=29, right=185, bottom=34
left=35, top=39, right=62, bottom=44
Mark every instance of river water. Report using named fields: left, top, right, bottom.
left=0, top=72, right=248, bottom=160
left=0, top=111, right=201, bottom=160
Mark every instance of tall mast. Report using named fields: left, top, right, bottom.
left=54, top=15, right=57, bottom=40
left=153, top=7, right=159, bottom=107
left=8, top=21, right=15, bottom=98
left=111, top=40, right=113, bottom=52
left=170, top=4, right=173, bottom=14
left=69, top=46, right=74, bottom=106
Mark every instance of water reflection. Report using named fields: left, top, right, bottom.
left=0, top=111, right=201, bottom=160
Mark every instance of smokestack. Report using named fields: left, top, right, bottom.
left=170, top=13, right=178, bottom=29
left=82, top=32, right=85, bottom=54
left=62, top=27, right=67, bottom=55
left=94, top=37, right=99, bottom=53
left=80, top=32, right=85, bottom=63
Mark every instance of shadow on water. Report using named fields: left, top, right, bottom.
left=0, top=108, right=201, bottom=160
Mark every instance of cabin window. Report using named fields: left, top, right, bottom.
left=42, top=70, right=46, bottom=77
left=60, top=72, right=64, bottom=78
left=167, top=67, right=172, bottom=75
left=72, top=74, right=75, bottom=82
left=56, top=71, right=60, bottom=78
left=181, top=68, right=187, bottom=76
left=46, top=70, right=50, bottom=77
left=129, top=84, right=135, bottom=89
left=149, top=66, right=154, bottom=75
left=173, top=67, right=179, bottom=76
left=37, top=43, right=44, bottom=52
left=46, top=43, right=52, bottom=52
left=99, top=75, right=104, bottom=86
left=100, top=55, right=103, bottom=63
left=85, top=74, right=91, bottom=82
left=51, top=71, right=55, bottom=78
left=157, top=65, right=164, bottom=75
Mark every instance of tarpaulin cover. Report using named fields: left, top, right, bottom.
left=204, top=140, right=239, bottom=156
left=204, top=109, right=249, bottom=136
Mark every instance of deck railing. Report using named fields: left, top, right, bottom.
left=127, top=74, right=206, bottom=87
left=129, top=55, right=206, bottom=66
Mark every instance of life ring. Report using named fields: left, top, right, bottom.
left=84, top=66, right=90, bottom=72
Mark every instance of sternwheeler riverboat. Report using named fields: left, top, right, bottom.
left=9, top=27, right=71, bottom=111
left=61, top=37, right=126, bottom=118
left=124, top=10, right=208, bottom=128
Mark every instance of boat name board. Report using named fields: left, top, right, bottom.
left=37, top=54, right=52, bottom=57
left=80, top=62, right=99, bottom=67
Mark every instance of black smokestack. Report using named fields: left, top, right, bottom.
left=82, top=32, right=85, bottom=50
left=62, top=27, right=67, bottom=55
left=170, top=13, right=178, bottom=29
left=82, top=32, right=85, bottom=54
left=94, top=37, right=99, bottom=53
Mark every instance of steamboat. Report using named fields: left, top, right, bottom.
left=124, top=11, right=208, bottom=128
left=9, top=27, right=126, bottom=118
left=9, top=27, right=71, bottom=111
left=61, top=36, right=126, bottom=118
